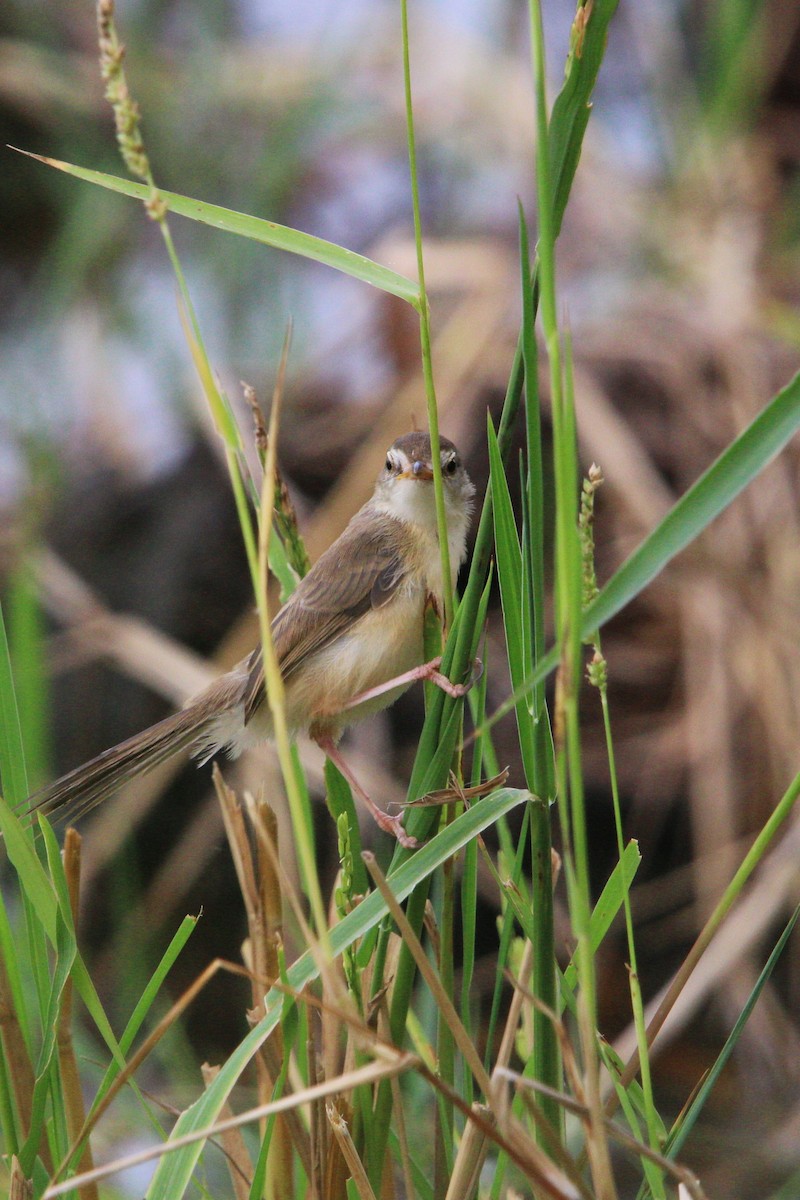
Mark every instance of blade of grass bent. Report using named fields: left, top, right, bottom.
left=12, top=152, right=421, bottom=310
left=484, top=366, right=800, bottom=734
left=584, top=366, right=800, bottom=634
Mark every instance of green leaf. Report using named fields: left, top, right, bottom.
left=561, top=840, right=641, bottom=1003
left=0, top=599, right=29, bottom=808
left=549, top=0, right=621, bottom=237
left=585, top=367, right=800, bottom=637
left=120, top=916, right=199, bottom=1055
left=6, top=563, right=50, bottom=792
left=324, top=757, right=368, bottom=896
left=600, top=1041, right=667, bottom=1199
left=666, top=906, right=800, bottom=1160
left=488, top=418, right=539, bottom=789
left=62, top=913, right=201, bottom=1174
left=14, top=150, right=421, bottom=310
left=146, top=788, right=530, bottom=1200
left=19, top=902, right=76, bottom=1174
left=489, top=367, right=800, bottom=726
left=0, top=811, right=58, bottom=948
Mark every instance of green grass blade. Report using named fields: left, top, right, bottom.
left=666, top=906, right=800, bottom=1161
left=585, top=367, right=800, bottom=636
left=323, top=759, right=368, bottom=896
left=601, top=1041, right=667, bottom=1141
left=6, top=563, right=50, bottom=792
left=0, top=812, right=58, bottom=947
left=73, top=914, right=199, bottom=1146
left=145, top=788, right=530, bottom=1200
left=518, top=206, right=556, bottom=803
left=528, top=795, right=560, bottom=1136
left=484, top=807, right=532, bottom=1072
left=487, top=368, right=800, bottom=731
left=549, top=0, right=621, bottom=237
left=14, top=151, right=421, bottom=310
left=487, top=417, right=537, bottom=785
left=0, top=599, right=29, bottom=808
left=600, top=1042, right=667, bottom=1200
left=19, top=902, right=75, bottom=1173
left=561, top=840, right=642, bottom=1005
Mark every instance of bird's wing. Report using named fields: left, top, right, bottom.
left=242, top=512, right=409, bottom=725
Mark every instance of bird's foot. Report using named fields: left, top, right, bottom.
left=314, top=733, right=419, bottom=849
left=415, top=655, right=483, bottom=698
left=372, top=806, right=419, bottom=850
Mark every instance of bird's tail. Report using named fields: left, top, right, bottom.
left=23, top=703, right=212, bottom=828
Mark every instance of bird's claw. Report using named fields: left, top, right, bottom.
left=374, top=808, right=419, bottom=850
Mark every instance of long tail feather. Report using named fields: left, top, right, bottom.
left=23, top=703, right=211, bottom=827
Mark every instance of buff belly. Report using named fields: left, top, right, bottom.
left=285, top=589, right=427, bottom=740
left=207, top=585, right=429, bottom=757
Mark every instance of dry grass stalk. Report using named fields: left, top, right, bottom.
left=494, top=966, right=593, bottom=1198
left=496, top=974, right=712, bottom=1199
left=9, top=1157, right=32, bottom=1200
left=494, top=938, right=534, bottom=1075
left=361, top=857, right=595, bottom=1195
left=214, top=767, right=415, bottom=1192
left=443, top=1102, right=495, bottom=1200
left=570, top=1015, right=616, bottom=1200
left=326, top=1099, right=376, bottom=1200
left=387, top=1054, right=415, bottom=1200
left=306, top=1030, right=327, bottom=1198
left=407, top=767, right=509, bottom=808
left=56, top=829, right=97, bottom=1199
left=434, top=1070, right=584, bottom=1200
left=215, top=764, right=341, bottom=1010
left=213, top=766, right=297, bottom=1192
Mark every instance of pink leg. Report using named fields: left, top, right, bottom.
left=340, top=656, right=480, bottom=713
left=315, top=734, right=418, bottom=850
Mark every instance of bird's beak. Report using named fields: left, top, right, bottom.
left=402, top=460, right=434, bottom=481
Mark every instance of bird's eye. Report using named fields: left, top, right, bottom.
left=444, top=456, right=458, bottom=476
left=385, top=456, right=394, bottom=472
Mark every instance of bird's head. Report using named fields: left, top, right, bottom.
left=375, top=432, right=474, bottom=530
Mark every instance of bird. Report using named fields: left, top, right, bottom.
left=25, top=431, right=476, bottom=848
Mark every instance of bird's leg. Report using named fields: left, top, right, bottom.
left=314, top=734, right=418, bottom=850
left=340, top=656, right=482, bottom=712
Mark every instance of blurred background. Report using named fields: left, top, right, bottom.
left=2, top=0, right=800, bottom=1195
